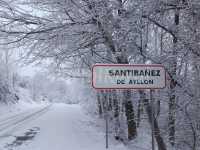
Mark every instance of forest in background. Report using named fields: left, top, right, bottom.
left=0, top=0, right=200, bottom=150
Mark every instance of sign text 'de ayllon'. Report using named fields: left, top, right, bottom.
left=92, top=64, right=166, bottom=89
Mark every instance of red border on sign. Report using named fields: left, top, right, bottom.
left=92, top=64, right=166, bottom=90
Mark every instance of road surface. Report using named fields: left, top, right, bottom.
left=0, top=104, right=127, bottom=150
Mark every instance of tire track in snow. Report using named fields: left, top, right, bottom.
left=0, top=105, right=51, bottom=138
left=0, top=109, right=39, bottom=126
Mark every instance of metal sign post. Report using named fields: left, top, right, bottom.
left=150, top=90, right=155, bottom=150
left=105, top=95, right=109, bottom=149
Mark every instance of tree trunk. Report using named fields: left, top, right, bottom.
left=140, top=91, right=167, bottom=150
left=97, top=91, right=103, bottom=117
left=108, top=91, right=113, bottom=111
left=87, top=0, right=137, bottom=140
left=113, top=90, right=121, bottom=140
left=168, top=7, right=179, bottom=146
left=137, top=98, right=142, bottom=127
left=124, top=90, right=137, bottom=140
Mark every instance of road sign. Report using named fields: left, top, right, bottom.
left=92, top=64, right=166, bottom=89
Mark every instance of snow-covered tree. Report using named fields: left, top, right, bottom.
left=0, top=0, right=200, bottom=149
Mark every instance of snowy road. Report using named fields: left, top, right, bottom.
left=0, top=105, right=51, bottom=138
left=1, top=104, right=127, bottom=150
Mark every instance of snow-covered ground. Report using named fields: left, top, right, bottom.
left=0, top=103, right=128, bottom=150
left=0, top=86, right=150, bottom=150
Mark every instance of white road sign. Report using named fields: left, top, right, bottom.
left=92, top=64, right=166, bottom=89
